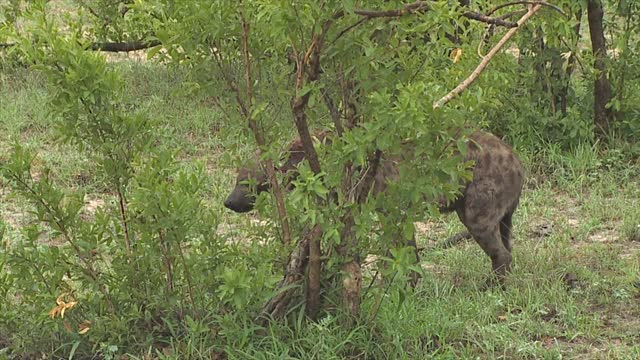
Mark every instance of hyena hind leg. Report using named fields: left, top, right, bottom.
left=470, top=225, right=512, bottom=289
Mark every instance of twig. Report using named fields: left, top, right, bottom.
left=433, top=4, right=543, bottom=109
left=332, top=16, right=370, bottom=45
left=368, top=270, right=397, bottom=324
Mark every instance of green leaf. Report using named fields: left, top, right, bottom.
left=147, top=45, right=163, bottom=60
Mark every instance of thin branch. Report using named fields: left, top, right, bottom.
left=498, top=9, right=528, bottom=20
left=487, top=1, right=566, bottom=17
left=77, top=0, right=109, bottom=25
left=332, top=16, right=370, bottom=45
left=433, top=4, right=543, bottom=109
left=320, top=87, right=343, bottom=136
left=211, top=43, right=249, bottom=118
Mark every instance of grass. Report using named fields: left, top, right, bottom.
left=1, top=61, right=639, bottom=359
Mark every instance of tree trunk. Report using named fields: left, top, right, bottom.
left=257, top=226, right=320, bottom=325
left=336, top=149, right=382, bottom=324
left=289, top=21, right=335, bottom=320
left=338, top=216, right=363, bottom=325
left=587, top=0, right=615, bottom=140
left=557, top=9, right=583, bottom=116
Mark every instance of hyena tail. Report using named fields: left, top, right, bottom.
left=499, top=212, right=513, bottom=252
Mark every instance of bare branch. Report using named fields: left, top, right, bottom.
left=433, top=4, right=543, bottom=109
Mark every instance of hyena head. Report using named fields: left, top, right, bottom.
left=224, top=166, right=270, bottom=213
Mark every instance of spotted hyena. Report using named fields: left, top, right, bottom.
left=224, top=130, right=524, bottom=287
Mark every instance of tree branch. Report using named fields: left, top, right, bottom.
left=462, top=11, right=517, bottom=27
left=2, top=40, right=161, bottom=52
left=292, top=17, right=334, bottom=174
left=487, top=1, right=566, bottom=17
left=433, top=4, right=543, bottom=109
left=90, top=39, right=160, bottom=52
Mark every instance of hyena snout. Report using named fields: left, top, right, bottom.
left=224, top=186, right=256, bottom=213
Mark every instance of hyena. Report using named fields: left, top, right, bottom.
left=224, top=130, right=524, bottom=287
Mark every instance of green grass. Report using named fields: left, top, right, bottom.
left=1, top=62, right=639, bottom=359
